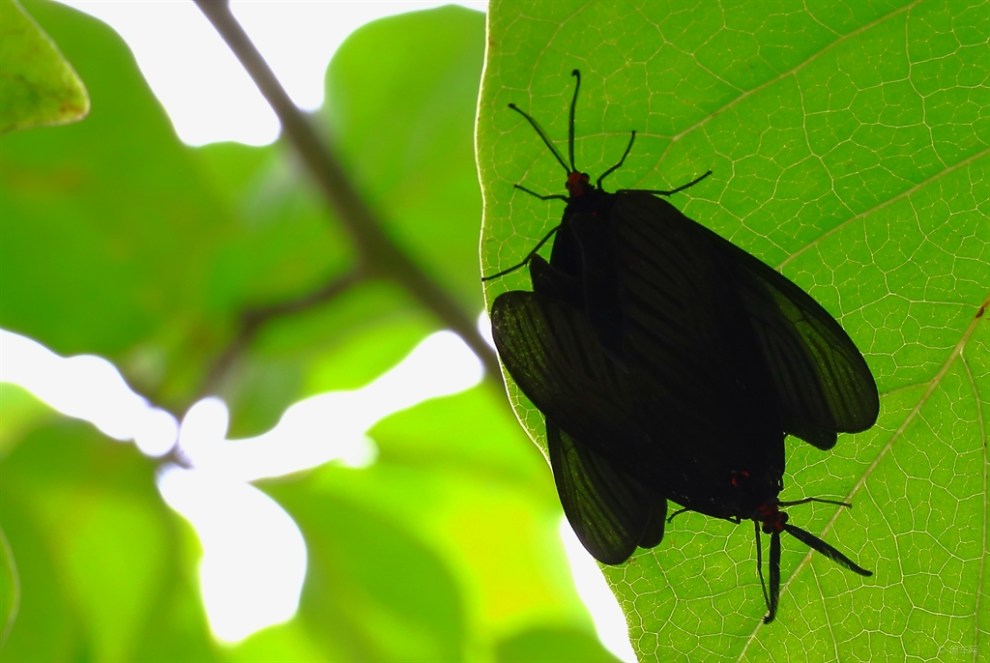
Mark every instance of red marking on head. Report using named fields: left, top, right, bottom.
left=566, top=171, right=591, bottom=198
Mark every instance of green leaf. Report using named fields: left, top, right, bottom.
left=495, top=625, right=617, bottom=663
left=0, top=0, right=240, bottom=405
left=0, top=0, right=88, bottom=132
left=259, top=474, right=467, bottom=662
left=367, top=386, right=597, bottom=630
left=323, top=6, right=487, bottom=309
left=480, top=1, right=990, bottom=659
left=0, top=421, right=218, bottom=662
left=0, top=525, right=19, bottom=646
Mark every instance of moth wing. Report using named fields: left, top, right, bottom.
left=605, top=194, right=784, bottom=463
left=718, top=237, right=880, bottom=447
left=547, top=419, right=665, bottom=564
left=610, top=192, right=878, bottom=450
left=490, top=290, right=652, bottom=450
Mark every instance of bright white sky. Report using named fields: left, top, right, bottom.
left=2, top=2, right=636, bottom=659
left=59, top=0, right=488, bottom=146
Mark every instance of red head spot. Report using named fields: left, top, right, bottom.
left=566, top=171, right=591, bottom=198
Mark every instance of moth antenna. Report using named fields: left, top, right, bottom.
left=568, top=69, right=581, bottom=172
left=512, top=183, right=569, bottom=202
left=778, top=496, right=853, bottom=509
left=508, top=102, right=570, bottom=175
left=597, top=131, right=636, bottom=190
left=764, top=529, right=781, bottom=624
left=783, top=524, right=873, bottom=577
left=616, top=169, right=714, bottom=196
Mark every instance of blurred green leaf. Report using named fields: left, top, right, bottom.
left=480, top=1, right=989, bottom=660
left=260, top=474, right=467, bottom=662
left=0, top=384, right=52, bottom=457
left=0, top=525, right=19, bottom=646
left=367, top=385, right=597, bottom=632
left=495, top=625, right=617, bottom=663
left=0, top=0, right=239, bottom=406
left=245, top=385, right=604, bottom=659
left=0, top=0, right=88, bottom=132
left=0, top=494, right=79, bottom=661
left=324, top=7, right=486, bottom=310
left=0, top=421, right=218, bottom=662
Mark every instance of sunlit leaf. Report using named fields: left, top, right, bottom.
left=367, top=386, right=597, bottom=631
left=480, top=1, right=989, bottom=659
left=324, top=6, right=486, bottom=309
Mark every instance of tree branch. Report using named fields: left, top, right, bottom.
left=192, top=0, right=501, bottom=386
left=197, top=267, right=365, bottom=398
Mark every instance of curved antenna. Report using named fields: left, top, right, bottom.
left=616, top=169, right=714, bottom=196
left=568, top=69, right=581, bottom=172
left=508, top=102, right=570, bottom=175
left=597, top=130, right=636, bottom=190
left=507, top=69, right=585, bottom=176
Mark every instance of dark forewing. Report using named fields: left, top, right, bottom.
left=490, top=290, right=655, bottom=453
left=610, top=192, right=878, bottom=450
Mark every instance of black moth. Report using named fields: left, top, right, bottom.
left=485, top=70, right=879, bottom=623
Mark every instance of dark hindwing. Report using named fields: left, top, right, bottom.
left=491, top=289, right=668, bottom=563
left=547, top=420, right=666, bottom=564
left=707, top=227, right=880, bottom=449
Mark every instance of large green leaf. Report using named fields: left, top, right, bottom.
left=0, top=1, right=241, bottom=406
left=479, top=1, right=989, bottom=659
left=323, top=6, right=487, bottom=309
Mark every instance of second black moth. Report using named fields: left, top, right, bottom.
left=485, top=70, right=879, bottom=624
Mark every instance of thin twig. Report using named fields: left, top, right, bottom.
left=192, top=0, right=501, bottom=384
left=197, top=268, right=365, bottom=398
